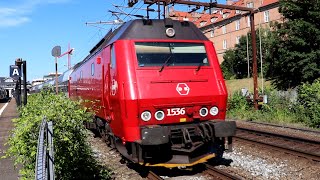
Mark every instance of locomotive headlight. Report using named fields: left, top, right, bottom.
left=165, top=28, right=175, bottom=37
left=141, top=111, right=152, bottom=121
left=199, top=107, right=208, bottom=117
left=210, top=106, right=219, bottom=116
left=155, top=110, right=165, bottom=121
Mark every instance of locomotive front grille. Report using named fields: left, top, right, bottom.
left=169, top=122, right=215, bottom=153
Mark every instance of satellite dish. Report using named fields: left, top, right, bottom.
left=51, top=46, right=61, bottom=57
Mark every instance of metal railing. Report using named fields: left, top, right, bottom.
left=35, top=117, right=55, bottom=180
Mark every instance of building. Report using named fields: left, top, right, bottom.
left=43, top=73, right=61, bottom=81
left=31, top=79, right=45, bottom=87
left=0, top=77, right=16, bottom=97
left=169, top=0, right=281, bottom=63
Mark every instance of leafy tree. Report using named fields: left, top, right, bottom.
left=221, top=28, right=275, bottom=80
left=270, top=0, right=320, bottom=89
left=294, top=79, right=320, bottom=128
left=5, top=91, right=111, bottom=179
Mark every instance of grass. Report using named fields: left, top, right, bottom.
left=225, top=78, right=271, bottom=95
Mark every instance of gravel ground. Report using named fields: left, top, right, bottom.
left=88, top=120, right=320, bottom=180
left=218, top=140, right=320, bottom=180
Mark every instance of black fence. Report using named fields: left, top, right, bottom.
left=35, top=117, right=54, bottom=180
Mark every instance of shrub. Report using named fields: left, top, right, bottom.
left=5, top=90, right=111, bottom=179
left=226, top=91, right=251, bottom=119
left=294, top=80, right=320, bottom=128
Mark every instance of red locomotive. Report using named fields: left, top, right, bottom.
left=69, top=18, right=236, bottom=167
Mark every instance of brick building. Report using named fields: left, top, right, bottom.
left=169, top=0, right=282, bottom=63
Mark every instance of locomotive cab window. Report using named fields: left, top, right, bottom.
left=135, top=42, right=209, bottom=67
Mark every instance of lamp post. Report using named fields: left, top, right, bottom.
left=51, top=46, right=74, bottom=94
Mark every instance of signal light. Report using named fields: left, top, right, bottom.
left=199, top=107, right=208, bottom=117
left=165, top=28, right=175, bottom=37
left=155, top=110, right=165, bottom=121
left=210, top=106, right=219, bottom=116
left=141, top=111, right=151, bottom=121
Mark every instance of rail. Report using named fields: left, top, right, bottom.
left=147, top=171, right=163, bottom=180
left=205, top=164, right=242, bottom=180
left=35, top=117, right=55, bottom=180
left=235, top=127, right=320, bottom=162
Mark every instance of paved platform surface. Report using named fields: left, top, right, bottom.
left=0, top=98, right=20, bottom=180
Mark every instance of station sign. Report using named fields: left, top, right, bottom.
left=9, top=65, right=21, bottom=79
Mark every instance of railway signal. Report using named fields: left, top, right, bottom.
left=51, top=45, right=74, bottom=94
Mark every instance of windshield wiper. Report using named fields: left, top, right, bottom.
left=195, top=62, right=203, bottom=72
left=159, top=54, right=172, bottom=72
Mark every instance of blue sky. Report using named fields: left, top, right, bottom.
left=0, top=0, right=224, bottom=82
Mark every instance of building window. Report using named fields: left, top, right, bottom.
left=211, top=17, right=217, bottom=23
left=235, top=20, right=240, bottom=30
left=223, top=13, right=229, bottom=19
left=222, top=25, right=227, bottom=34
left=236, top=10, right=241, bottom=14
left=91, top=63, right=95, bottom=76
left=210, top=30, right=214, bottom=37
left=223, top=40, right=227, bottom=49
left=200, top=21, right=207, bottom=27
left=80, top=71, right=83, bottom=79
left=247, top=2, right=254, bottom=8
left=183, top=17, right=189, bottom=21
left=236, top=36, right=241, bottom=44
left=264, top=11, right=270, bottom=22
left=247, top=16, right=251, bottom=27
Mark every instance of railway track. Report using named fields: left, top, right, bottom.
left=204, top=164, right=242, bottom=180
left=146, top=165, right=242, bottom=180
left=235, top=127, right=320, bottom=162
left=147, top=171, right=163, bottom=180
left=241, top=120, right=320, bottom=134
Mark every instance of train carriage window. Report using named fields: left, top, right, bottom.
left=111, top=45, right=116, bottom=69
left=91, top=63, right=95, bottom=76
left=135, top=42, right=209, bottom=67
left=80, top=71, right=83, bottom=79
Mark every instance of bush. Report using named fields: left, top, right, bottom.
left=5, top=90, right=111, bottom=179
left=226, top=88, right=298, bottom=124
left=226, top=91, right=251, bottom=119
left=294, top=80, right=320, bottom=128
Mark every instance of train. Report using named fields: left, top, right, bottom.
left=0, top=87, right=8, bottom=100
left=33, top=18, right=236, bottom=168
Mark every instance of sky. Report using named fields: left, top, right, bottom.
left=0, top=0, right=225, bottom=82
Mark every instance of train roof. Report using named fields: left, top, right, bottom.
left=74, top=18, right=208, bottom=71
left=109, top=18, right=207, bottom=42
left=58, top=68, right=73, bottom=82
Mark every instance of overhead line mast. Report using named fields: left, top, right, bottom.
left=127, top=0, right=260, bottom=110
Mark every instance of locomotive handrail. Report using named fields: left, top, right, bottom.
left=35, top=117, right=55, bottom=180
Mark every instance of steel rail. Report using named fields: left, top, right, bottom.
left=205, top=164, right=242, bottom=180
left=241, top=120, right=320, bottom=134
left=147, top=171, right=164, bottom=180
left=235, top=128, right=320, bottom=162
left=237, top=127, right=320, bottom=144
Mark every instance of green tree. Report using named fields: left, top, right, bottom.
left=270, top=0, right=320, bottom=89
left=5, top=91, right=111, bottom=179
left=221, top=28, right=275, bottom=80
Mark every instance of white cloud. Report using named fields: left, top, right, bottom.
left=0, top=0, right=70, bottom=28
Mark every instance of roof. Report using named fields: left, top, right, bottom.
left=74, top=18, right=209, bottom=71
left=169, top=0, right=279, bottom=29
